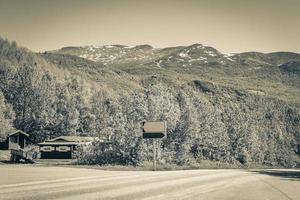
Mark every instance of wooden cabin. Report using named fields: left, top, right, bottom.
left=8, top=130, right=29, bottom=150
left=0, top=130, right=29, bottom=150
left=38, top=136, right=94, bottom=159
left=3, top=130, right=34, bottom=163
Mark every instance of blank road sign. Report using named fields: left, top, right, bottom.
left=142, top=121, right=167, bottom=139
left=143, top=132, right=165, bottom=139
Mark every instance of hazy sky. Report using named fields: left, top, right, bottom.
left=0, top=0, right=299, bottom=53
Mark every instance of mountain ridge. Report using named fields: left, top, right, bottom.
left=50, top=44, right=300, bottom=68
left=0, top=37, right=299, bottom=167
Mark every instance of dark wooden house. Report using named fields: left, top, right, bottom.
left=0, top=130, right=29, bottom=150
left=38, top=136, right=94, bottom=159
left=1, top=130, right=34, bottom=162
left=9, top=130, right=29, bottom=149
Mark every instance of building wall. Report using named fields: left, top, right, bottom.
left=40, top=151, right=72, bottom=159
left=39, top=145, right=75, bottom=159
left=8, top=134, right=27, bottom=149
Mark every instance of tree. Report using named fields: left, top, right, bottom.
left=0, top=91, right=15, bottom=140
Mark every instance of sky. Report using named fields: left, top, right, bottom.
left=0, top=0, right=299, bottom=53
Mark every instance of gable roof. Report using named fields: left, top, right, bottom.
left=8, top=130, right=29, bottom=137
left=47, top=136, right=94, bottom=143
left=38, top=142, right=80, bottom=146
left=38, top=136, right=96, bottom=146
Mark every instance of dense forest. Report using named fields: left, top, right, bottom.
left=0, top=37, right=299, bottom=167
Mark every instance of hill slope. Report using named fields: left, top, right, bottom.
left=0, top=37, right=299, bottom=167
left=51, top=44, right=300, bottom=105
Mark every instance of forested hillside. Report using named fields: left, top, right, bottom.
left=0, top=37, right=299, bottom=167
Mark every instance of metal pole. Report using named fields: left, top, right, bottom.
left=153, top=139, right=156, bottom=171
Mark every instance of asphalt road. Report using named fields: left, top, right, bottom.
left=0, top=165, right=299, bottom=200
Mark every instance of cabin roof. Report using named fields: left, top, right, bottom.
left=47, top=136, right=94, bottom=142
left=38, top=136, right=95, bottom=146
left=8, top=130, right=29, bottom=137
left=38, top=142, right=80, bottom=146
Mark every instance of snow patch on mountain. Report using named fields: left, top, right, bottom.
left=223, top=54, right=235, bottom=61
left=205, top=50, right=217, bottom=57
left=179, top=52, right=188, bottom=58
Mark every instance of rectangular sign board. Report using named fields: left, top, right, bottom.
left=142, top=121, right=167, bottom=139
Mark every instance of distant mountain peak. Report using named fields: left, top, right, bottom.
left=188, top=43, right=204, bottom=48
left=133, top=44, right=153, bottom=50
left=51, top=43, right=300, bottom=69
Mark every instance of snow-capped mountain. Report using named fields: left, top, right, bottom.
left=49, top=43, right=300, bottom=75
left=50, top=44, right=240, bottom=67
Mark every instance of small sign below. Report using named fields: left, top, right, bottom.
left=142, top=121, right=167, bottom=139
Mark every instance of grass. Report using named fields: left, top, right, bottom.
left=1, top=156, right=297, bottom=171
left=63, top=160, right=289, bottom=171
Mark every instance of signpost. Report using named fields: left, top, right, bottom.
left=142, top=121, right=167, bottom=171
left=142, top=121, right=167, bottom=139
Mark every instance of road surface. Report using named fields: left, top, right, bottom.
left=0, top=165, right=299, bottom=200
